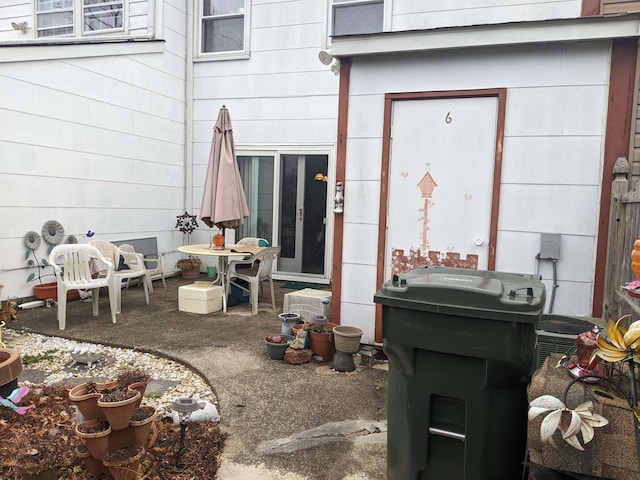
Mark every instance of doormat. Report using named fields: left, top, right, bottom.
left=280, top=282, right=322, bottom=290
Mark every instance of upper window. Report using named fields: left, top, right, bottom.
left=201, top=0, right=246, bottom=54
left=36, top=0, right=124, bottom=38
left=332, top=0, right=383, bottom=36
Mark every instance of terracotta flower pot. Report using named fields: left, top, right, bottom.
left=75, top=443, right=109, bottom=478
left=181, top=267, right=201, bottom=279
left=75, top=419, right=111, bottom=460
left=0, top=348, right=23, bottom=398
left=98, top=390, right=141, bottom=431
left=308, top=323, right=337, bottom=362
left=102, top=445, right=145, bottom=480
left=33, top=282, right=80, bottom=301
left=130, top=406, right=157, bottom=447
left=69, top=382, right=106, bottom=420
left=127, top=381, right=148, bottom=409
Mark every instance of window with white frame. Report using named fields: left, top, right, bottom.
left=332, top=0, right=383, bottom=36
left=36, top=0, right=124, bottom=38
left=200, top=0, right=246, bottom=54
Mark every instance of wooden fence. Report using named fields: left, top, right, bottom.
left=604, top=157, right=640, bottom=321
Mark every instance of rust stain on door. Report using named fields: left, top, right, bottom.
left=391, top=168, right=478, bottom=276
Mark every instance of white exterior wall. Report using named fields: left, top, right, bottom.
left=189, top=0, right=340, bottom=251
left=343, top=42, right=610, bottom=344
left=0, top=0, right=187, bottom=301
left=388, top=0, right=581, bottom=31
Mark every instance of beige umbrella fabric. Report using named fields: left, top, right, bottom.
left=200, top=105, right=249, bottom=230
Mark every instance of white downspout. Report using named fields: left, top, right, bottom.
left=184, top=1, right=194, bottom=213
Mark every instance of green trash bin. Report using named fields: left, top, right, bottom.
left=374, top=266, right=545, bottom=480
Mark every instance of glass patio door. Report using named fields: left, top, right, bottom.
left=278, top=154, right=328, bottom=276
left=237, top=151, right=330, bottom=281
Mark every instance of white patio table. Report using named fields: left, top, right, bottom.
left=177, top=244, right=264, bottom=313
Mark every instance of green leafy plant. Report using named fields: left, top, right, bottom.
left=21, top=349, right=59, bottom=366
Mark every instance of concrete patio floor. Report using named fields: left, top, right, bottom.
left=12, top=275, right=389, bottom=480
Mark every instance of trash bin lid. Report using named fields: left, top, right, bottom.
left=374, top=266, right=545, bottom=323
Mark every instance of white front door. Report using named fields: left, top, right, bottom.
left=385, top=96, right=499, bottom=278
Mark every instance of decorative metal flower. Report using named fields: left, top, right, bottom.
left=41, top=220, right=65, bottom=245
left=592, top=314, right=640, bottom=363
left=23, top=231, right=41, bottom=250
left=528, top=395, right=608, bottom=451
left=175, top=212, right=199, bottom=235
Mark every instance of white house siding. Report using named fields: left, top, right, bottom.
left=388, top=0, right=581, bottom=31
left=0, top=1, right=30, bottom=39
left=0, top=0, right=187, bottom=301
left=342, top=41, right=610, bottom=343
left=189, top=0, right=340, bottom=251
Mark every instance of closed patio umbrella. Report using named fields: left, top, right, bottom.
left=200, top=105, right=249, bottom=237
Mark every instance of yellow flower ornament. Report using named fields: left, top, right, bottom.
left=593, top=314, right=640, bottom=363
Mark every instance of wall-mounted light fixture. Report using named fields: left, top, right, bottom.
left=11, top=21, right=29, bottom=33
left=318, top=49, right=341, bottom=76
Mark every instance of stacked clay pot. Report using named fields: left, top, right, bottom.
left=70, top=380, right=156, bottom=479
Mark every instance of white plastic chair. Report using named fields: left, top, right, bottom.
left=119, top=243, right=166, bottom=292
left=227, top=246, right=281, bottom=314
left=88, top=240, right=150, bottom=313
left=49, top=244, right=118, bottom=330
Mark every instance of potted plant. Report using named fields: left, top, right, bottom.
left=130, top=406, right=158, bottom=447
left=116, top=368, right=151, bottom=408
left=176, top=256, right=202, bottom=279
left=305, top=320, right=338, bottom=362
left=102, top=445, right=145, bottom=480
left=97, top=388, right=141, bottom=431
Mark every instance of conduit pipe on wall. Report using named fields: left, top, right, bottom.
left=184, top=1, right=194, bottom=214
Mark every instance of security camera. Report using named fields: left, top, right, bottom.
left=318, top=49, right=333, bottom=66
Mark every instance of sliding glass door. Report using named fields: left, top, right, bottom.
left=237, top=150, right=330, bottom=281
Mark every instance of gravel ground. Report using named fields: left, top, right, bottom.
left=2, top=327, right=216, bottom=419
